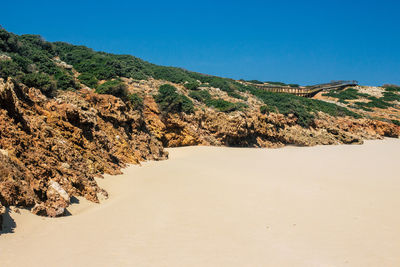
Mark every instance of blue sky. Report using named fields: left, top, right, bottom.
left=1, top=0, right=399, bottom=85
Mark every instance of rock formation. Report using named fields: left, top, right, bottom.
left=0, top=77, right=167, bottom=221
left=0, top=76, right=399, bottom=230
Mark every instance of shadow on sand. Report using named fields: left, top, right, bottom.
left=63, top=196, right=80, bottom=217
left=0, top=208, right=16, bottom=234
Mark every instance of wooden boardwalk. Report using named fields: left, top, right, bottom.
left=249, top=80, right=358, bottom=97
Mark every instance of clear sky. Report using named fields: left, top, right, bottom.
left=1, top=0, right=399, bottom=86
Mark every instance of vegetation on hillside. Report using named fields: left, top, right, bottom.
left=95, top=79, right=127, bottom=97
left=155, top=84, right=194, bottom=114
left=0, top=27, right=375, bottom=127
left=383, top=85, right=400, bottom=92
left=352, top=95, right=398, bottom=111
left=78, top=72, right=98, bottom=88
left=324, top=88, right=369, bottom=103
left=321, top=87, right=400, bottom=112
left=265, top=81, right=300, bottom=88
left=189, top=90, right=248, bottom=112
left=184, top=81, right=200, bottom=90
left=0, top=28, right=80, bottom=92
left=127, top=93, right=143, bottom=109
left=247, top=87, right=361, bottom=127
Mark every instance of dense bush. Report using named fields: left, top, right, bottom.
left=78, top=72, right=98, bottom=88
left=261, top=81, right=300, bottom=88
left=151, top=66, right=192, bottom=83
left=245, top=87, right=360, bottom=127
left=184, top=81, right=200, bottom=90
left=260, top=105, right=274, bottom=114
left=155, top=84, right=194, bottom=114
left=383, top=85, right=400, bottom=92
left=205, top=99, right=239, bottom=112
left=189, top=89, right=247, bottom=112
left=324, top=88, right=369, bottom=103
left=54, top=42, right=152, bottom=81
left=346, top=89, right=400, bottom=111
left=353, top=96, right=394, bottom=110
left=54, top=70, right=79, bottom=91
left=246, top=79, right=264, bottom=84
left=20, top=72, right=55, bottom=93
left=128, top=93, right=143, bottom=109
left=209, top=100, right=248, bottom=112
left=382, top=91, right=400, bottom=102
left=265, top=81, right=288, bottom=86
left=0, top=28, right=78, bottom=92
left=188, top=90, right=212, bottom=103
left=0, top=60, right=21, bottom=78
left=96, top=79, right=127, bottom=97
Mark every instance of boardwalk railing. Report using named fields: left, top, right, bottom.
left=249, top=80, right=358, bottom=98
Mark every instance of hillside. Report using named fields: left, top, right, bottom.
left=0, top=27, right=399, bottom=226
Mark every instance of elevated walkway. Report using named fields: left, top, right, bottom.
left=250, top=80, right=358, bottom=97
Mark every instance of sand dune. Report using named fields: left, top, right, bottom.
left=1, top=139, right=400, bottom=266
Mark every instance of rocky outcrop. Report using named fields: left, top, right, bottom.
left=314, top=113, right=400, bottom=139
left=155, top=109, right=399, bottom=148
left=0, top=76, right=399, bottom=224
left=0, top=78, right=167, bottom=217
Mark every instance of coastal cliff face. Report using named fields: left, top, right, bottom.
left=0, top=76, right=399, bottom=225
left=0, top=78, right=166, bottom=218
left=154, top=110, right=400, bottom=148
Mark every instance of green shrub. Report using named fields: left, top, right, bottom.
left=155, top=84, right=194, bottom=114
left=349, top=91, right=399, bottom=111
left=189, top=90, right=212, bottom=102
left=392, top=120, right=400, bottom=126
left=54, top=42, right=153, bottom=81
left=324, top=88, right=369, bottom=103
left=232, top=102, right=249, bottom=111
left=206, top=99, right=242, bottom=112
left=189, top=89, right=247, bottom=112
left=382, top=91, right=400, bottom=102
left=260, top=105, right=276, bottom=114
left=353, top=97, right=394, bottom=110
left=54, top=70, right=78, bottom=91
left=96, top=79, right=127, bottom=97
left=383, top=85, right=400, bottom=92
left=184, top=81, right=200, bottom=90
left=128, top=93, right=143, bottom=109
left=78, top=72, right=98, bottom=88
left=227, top=91, right=246, bottom=100
left=151, top=66, right=192, bottom=83
left=20, top=72, right=55, bottom=93
left=0, top=60, right=21, bottom=78
left=244, top=86, right=360, bottom=127
left=350, top=103, right=373, bottom=112
left=246, top=80, right=264, bottom=84
left=265, top=81, right=288, bottom=86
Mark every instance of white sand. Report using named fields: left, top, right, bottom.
left=1, top=139, right=400, bottom=267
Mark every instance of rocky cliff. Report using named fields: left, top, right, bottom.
left=0, top=77, right=166, bottom=220
left=1, top=76, right=399, bottom=228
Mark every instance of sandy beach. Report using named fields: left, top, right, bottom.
left=1, top=139, right=400, bottom=266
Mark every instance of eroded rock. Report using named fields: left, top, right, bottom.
left=0, top=78, right=167, bottom=218
left=0, top=76, right=399, bottom=223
